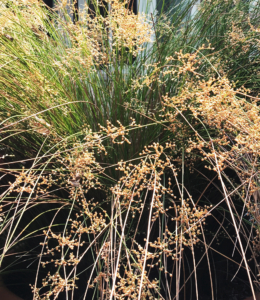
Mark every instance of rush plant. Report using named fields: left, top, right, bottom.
left=1, top=0, right=260, bottom=299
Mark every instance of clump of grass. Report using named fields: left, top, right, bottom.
left=1, top=0, right=260, bottom=299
